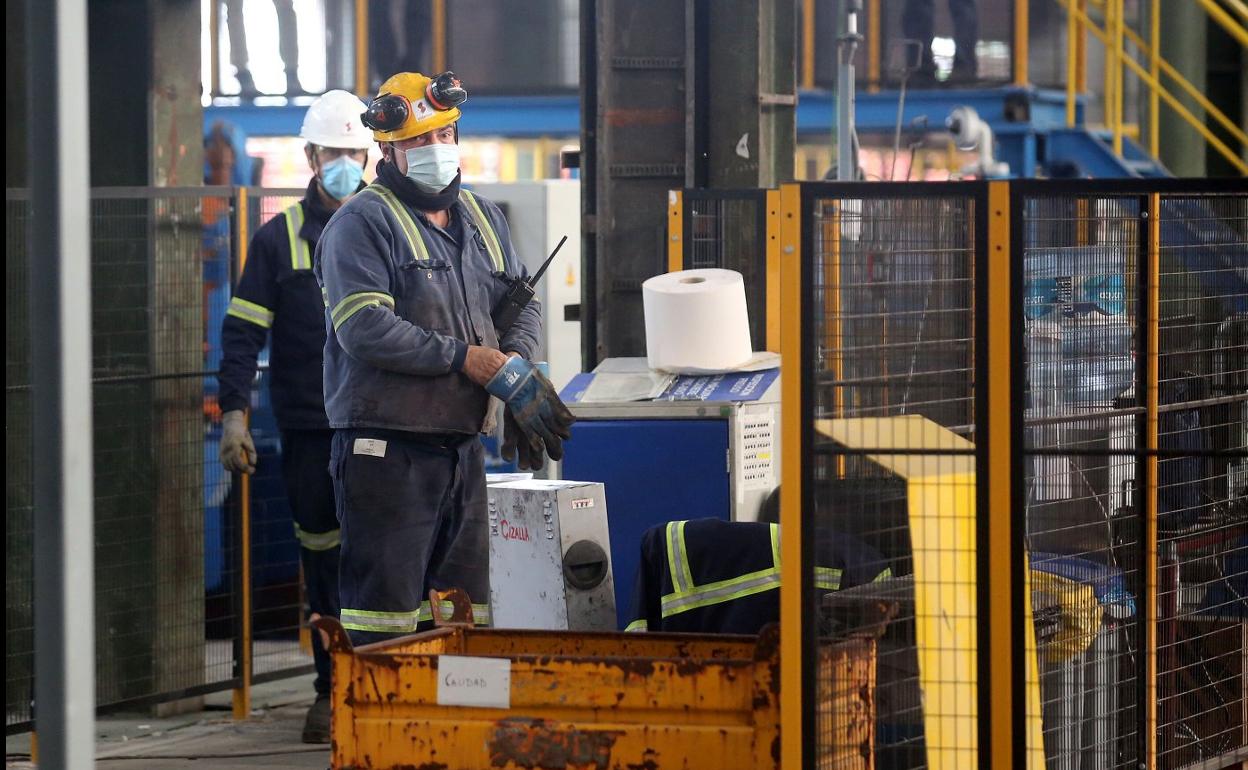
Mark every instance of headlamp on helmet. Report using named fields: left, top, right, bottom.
left=361, top=71, right=467, bottom=141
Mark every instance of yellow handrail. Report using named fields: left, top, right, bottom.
left=1015, top=0, right=1030, bottom=86
left=1226, top=0, right=1248, bottom=24
left=1194, top=0, right=1248, bottom=46
left=1060, top=0, right=1248, bottom=176
left=1149, top=0, right=1159, bottom=158
left=1066, top=0, right=1078, bottom=126
left=1120, top=22, right=1248, bottom=147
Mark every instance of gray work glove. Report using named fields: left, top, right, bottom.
left=502, top=407, right=545, bottom=470
left=220, top=409, right=257, bottom=474
left=485, top=357, right=575, bottom=462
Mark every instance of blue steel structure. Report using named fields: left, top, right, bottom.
left=206, top=86, right=1167, bottom=178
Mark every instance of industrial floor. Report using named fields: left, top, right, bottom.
left=5, top=674, right=327, bottom=769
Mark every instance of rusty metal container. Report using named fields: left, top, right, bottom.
left=315, top=591, right=884, bottom=770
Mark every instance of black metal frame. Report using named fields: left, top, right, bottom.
left=797, top=179, right=991, bottom=768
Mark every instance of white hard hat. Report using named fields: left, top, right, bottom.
left=300, top=90, right=373, bottom=150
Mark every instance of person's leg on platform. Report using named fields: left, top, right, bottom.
left=280, top=429, right=340, bottom=743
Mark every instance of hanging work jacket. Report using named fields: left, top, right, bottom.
left=626, top=518, right=893, bottom=635
left=316, top=181, right=541, bottom=435
left=218, top=178, right=339, bottom=429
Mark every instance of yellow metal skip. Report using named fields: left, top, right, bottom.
left=317, top=621, right=788, bottom=770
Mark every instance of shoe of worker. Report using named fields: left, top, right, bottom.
left=301, top=695, right=331, bottom=744
left=236, top=70, right=260, bottom=99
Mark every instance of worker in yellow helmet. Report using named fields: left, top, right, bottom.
left=314, top=72, right=574, bottom=646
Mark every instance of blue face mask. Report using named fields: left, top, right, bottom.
left=319, top=155, right=365, bottom=200
left=403, top=143, right=460, bottom=192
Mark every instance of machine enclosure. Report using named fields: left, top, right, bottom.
left=487, top=479, right=617, bottom=632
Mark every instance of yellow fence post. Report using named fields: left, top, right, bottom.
left=1144, top=192, right=1160, bottom=770
left=232, top=186, right=253, bottom=721
left=354, top=0, right=369, bottom=97
left=985, top=180, right=1015, bottom=770
left=778, top=182, right=804, bottom=770
left=765, top=189, right=782, bottom=353
left=667, top=190, right=683, bottom=274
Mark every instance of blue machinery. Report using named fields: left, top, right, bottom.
left=206, top=85, right=1168, bottom=179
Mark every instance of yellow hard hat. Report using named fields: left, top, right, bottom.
left=361, top=71, right=467, bottom=143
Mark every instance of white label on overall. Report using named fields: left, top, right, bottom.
left=437, top=656, right=511, bottom=709
left=353, top=438, right=387, bottom=458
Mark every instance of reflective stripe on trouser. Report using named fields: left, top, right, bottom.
left=279, top=429, right=340, bottom=697
left=332, top=429, right=490, bottom=647
left=660, top=521, right=782, bottom=619
left=339, top=601, right=492, bottom=633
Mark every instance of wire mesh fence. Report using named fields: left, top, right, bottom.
left=240, top=188, right=315, bottom=683
left=800, top=183, right=981, bottom=769
left=1020, top=191, right=1143, bottom=770
left=678, top=189, right=771, bottom=350
left=787, top=179, right=1246, bottom=770
left=1154, top=191, right=1248, bottom=769
left=5, top=186, right=317, bottom=733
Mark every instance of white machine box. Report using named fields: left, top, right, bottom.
left=487, top=479, right=616, bottom=632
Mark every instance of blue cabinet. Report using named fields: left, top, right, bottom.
left=561, top=418, right=731, bottom=627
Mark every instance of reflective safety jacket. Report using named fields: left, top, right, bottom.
left=218, top=179, right=334, bottom=429
left=316, top=183, right=541, bottom=435
left=626, top=518, right=892, bottom=634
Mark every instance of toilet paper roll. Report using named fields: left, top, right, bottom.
left=643, top=268, right=753, bottom=373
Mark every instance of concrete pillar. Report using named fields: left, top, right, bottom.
left=1158, top=1, right=1206, bottom=177
left=149, top=0, right=207, bottom=716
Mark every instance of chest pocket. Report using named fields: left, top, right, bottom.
left=365, top=183, right=506, bottom=335
left=404, top=259, right=452, bottom=284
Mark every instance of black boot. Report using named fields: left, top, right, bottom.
left=286, top=69, right=311, bottom=97
left=236, top=69, right=260, bottom=98
left=301, top=694, right=331, bottom=744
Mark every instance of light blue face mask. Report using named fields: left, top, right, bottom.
left=403, top=143, right=460, bottom=192
left=319, top=155, right=365, bottom=200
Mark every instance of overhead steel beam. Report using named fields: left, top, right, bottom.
left=26, top=0, right=96, bottom=766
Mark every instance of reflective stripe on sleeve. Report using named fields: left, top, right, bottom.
left=226, top=296, right=275, bottom=328
left=331, top=291, right=395, bottom=330
left=284, top=204, right=312, bottom=270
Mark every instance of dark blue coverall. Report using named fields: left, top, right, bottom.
left=627, top=518, right=893, bottom=635
left=217, top=178, right=341, bottom=697
left=315, top=177, right=541, bottom=646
